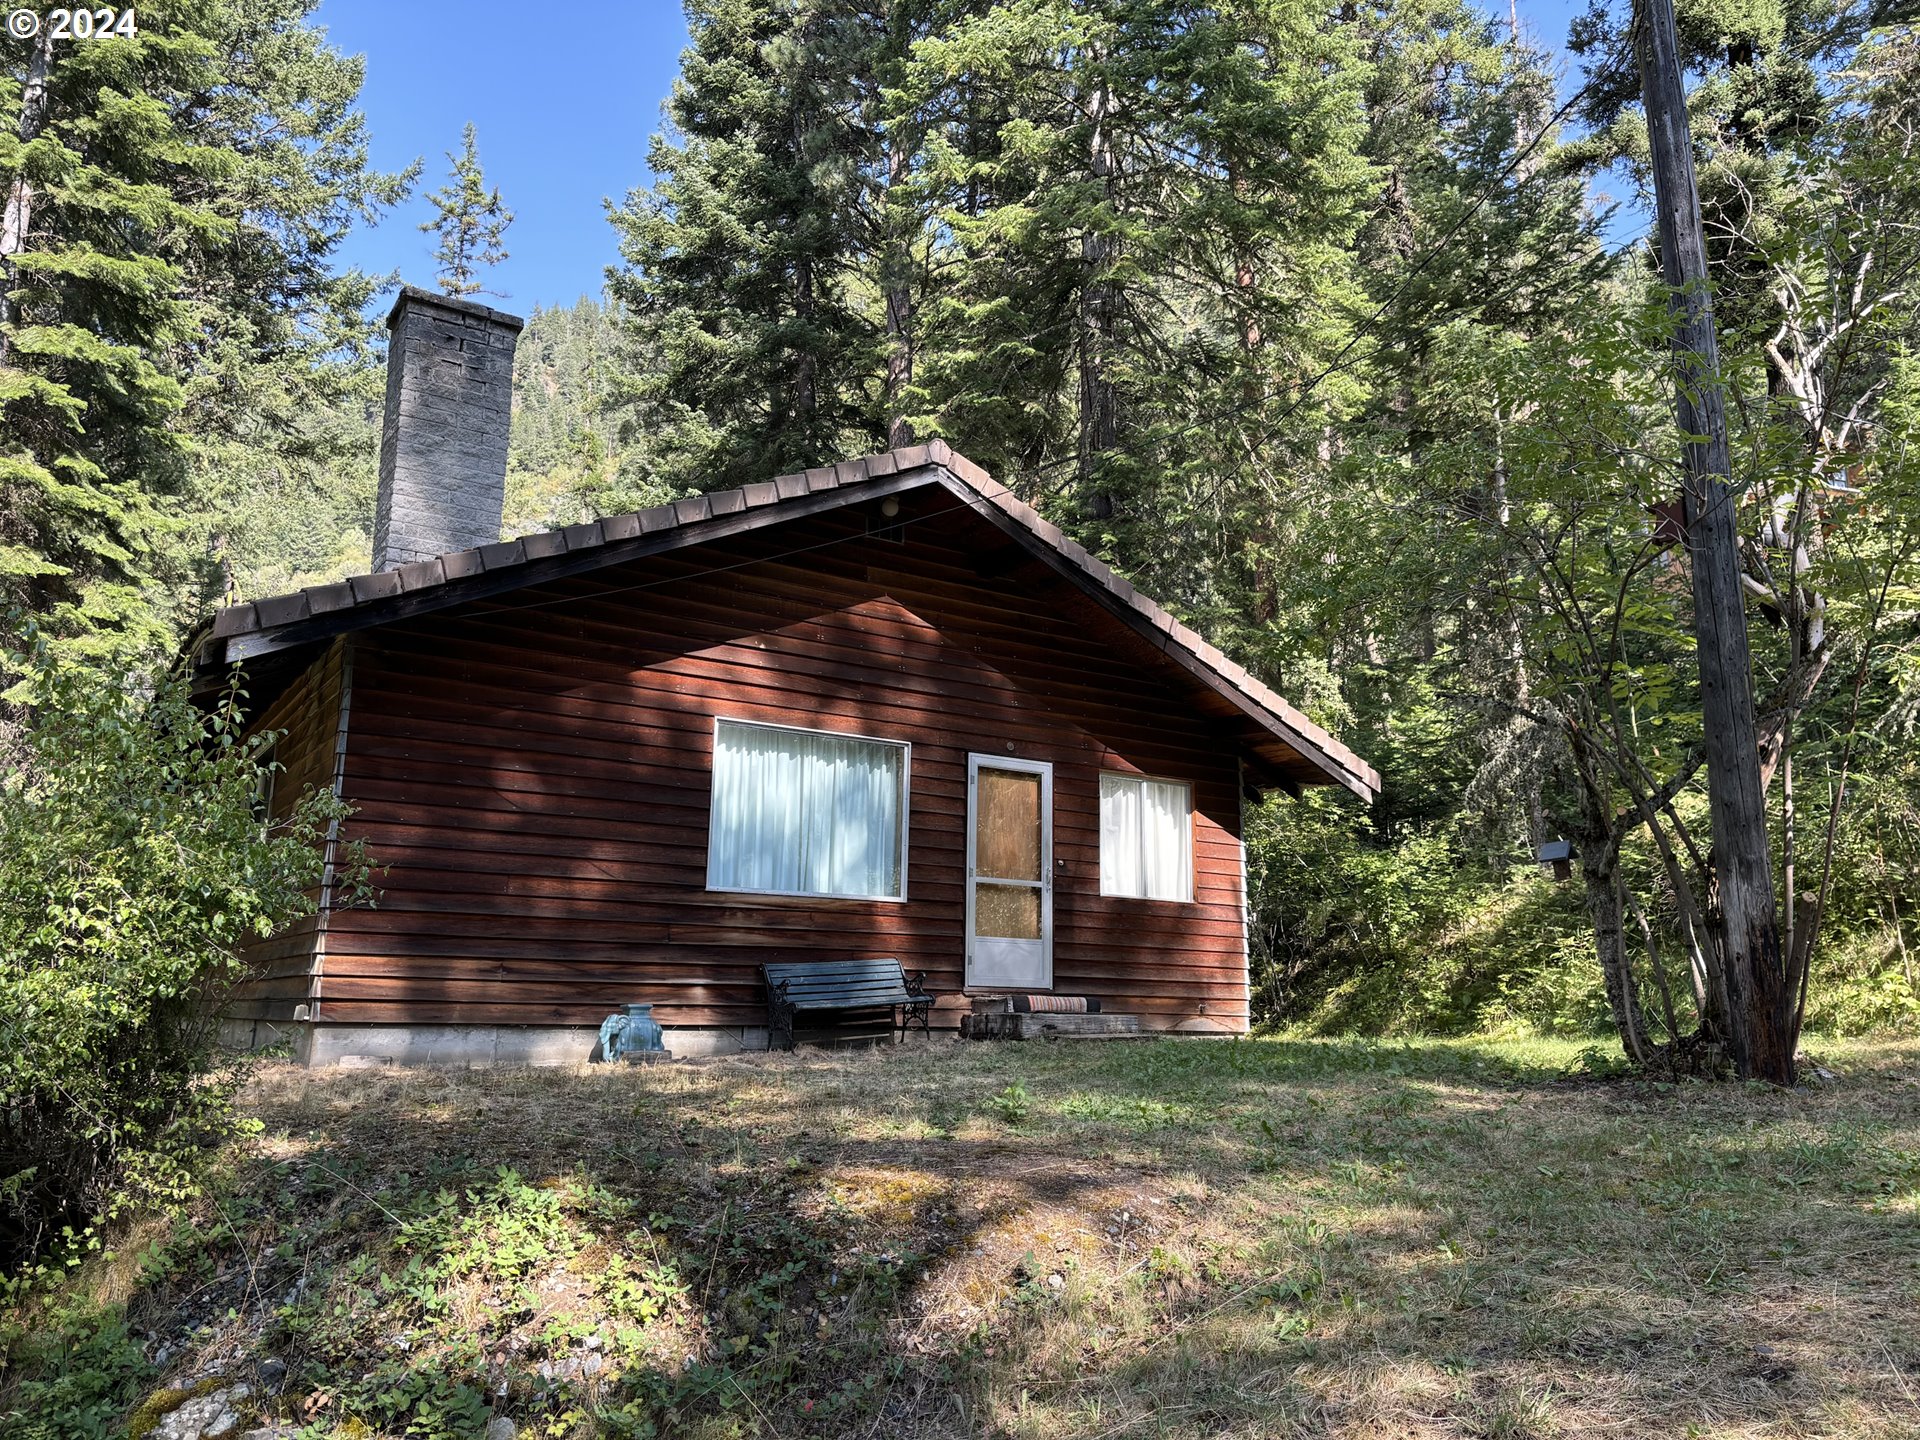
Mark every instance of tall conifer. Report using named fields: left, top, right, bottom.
left=422, top=123, right=513, bottom=298
left=607, top=0, right=897, bottom=493
left=0, top=0, right=413, bottom=649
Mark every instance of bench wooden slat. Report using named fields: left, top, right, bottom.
left=774, top=976, right=910, bottom=990
left=760, top=971, right=902, bottom=983
left=786, top=989, right=909, bottom=1002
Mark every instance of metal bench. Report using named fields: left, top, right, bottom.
left=762, top=958, right=934, bottom=1051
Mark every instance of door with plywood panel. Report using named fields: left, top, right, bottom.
left=965, top=754, right=1053, bottom=990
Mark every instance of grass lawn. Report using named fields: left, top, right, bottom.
left=5, top=1033, right=1920, bottom=1439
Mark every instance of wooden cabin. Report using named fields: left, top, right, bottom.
left=191, top=290, right=1378, bottom=1064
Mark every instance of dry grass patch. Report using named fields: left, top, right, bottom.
left=3, top=1033, right=1918, bottom=1440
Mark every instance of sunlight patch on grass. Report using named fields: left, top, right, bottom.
left=4, top=1032, right=1917, bottom=1438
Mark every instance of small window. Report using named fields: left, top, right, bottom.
left=1099, top=773, right=1192, bottom=901
left=708, top=719, right=908, bottom=900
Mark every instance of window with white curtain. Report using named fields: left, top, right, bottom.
left=1099, top=773, right=1193, bottom=901
left=707, top=719, right=908, bottom=900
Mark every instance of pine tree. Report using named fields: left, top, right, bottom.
left=899, top=0, right=1379, bottom=586
left=422, top=123, right=512, bottom=298
left=0, top=0, right=413, bottom=652
left=607, top=0, right=896, bottom=494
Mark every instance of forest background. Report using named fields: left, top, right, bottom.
left=3, top=0, right=1918, bottom=1054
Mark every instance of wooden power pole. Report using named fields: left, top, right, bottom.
left=1636, top=0, right=1793, bottom=1082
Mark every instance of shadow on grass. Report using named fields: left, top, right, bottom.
left=5, top=1035, right=1918, bottom=1439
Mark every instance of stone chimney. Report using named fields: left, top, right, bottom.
left=371, top=286, right=525, bottom=571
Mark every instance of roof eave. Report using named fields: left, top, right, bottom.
left=918, top=466, right=1378, bottom=802
left=197, top=440, right=1380, bottom=803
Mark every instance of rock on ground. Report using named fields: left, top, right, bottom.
left=150, top=1384, right=254, bottom=1440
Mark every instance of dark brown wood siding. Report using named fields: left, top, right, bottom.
left=317, top=502, right=1249, bottom=1032
left=230, top=640, right=345, bottom=1021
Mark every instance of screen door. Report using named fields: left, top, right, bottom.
left=965, top=754, right=1053, bottom=990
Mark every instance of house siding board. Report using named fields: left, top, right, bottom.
left=229, top=642, right=344, bottom=1020
left=318, top=508, right=1250, bottom=1032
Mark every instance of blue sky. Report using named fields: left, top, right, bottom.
left=317, top=0, right=690, bottom=312
left=318, top=0, right=1613, bottom=316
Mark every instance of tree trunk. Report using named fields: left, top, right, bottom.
left=883, top=128, right=914, bottom=448
left=792, top=245, right=818, bottom=427
left=1077, top=74, right=1118, bottom=518
left=1637, top=0, right=1792, bottom=1083
left=0, top=24, right=55, bottom=358
left=1492, top=413, right=1546, bottom=859
left=1572, top=755, right=1654, bottom=1063
left=1581, top=836, right=1653, bottom=1065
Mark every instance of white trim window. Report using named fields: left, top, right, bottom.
left=707, top=718, right=909, bottom=901
left=1099, top=773, right=1193, bottom=901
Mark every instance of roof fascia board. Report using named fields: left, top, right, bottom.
left=215, top=467, right=945, bottom=666
left=927, top=469, right=1376, bottom=801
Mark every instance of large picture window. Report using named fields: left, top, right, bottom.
left=707, top=719, right=908, bottom=900
left=1099, top=773, right=1192, bottom=901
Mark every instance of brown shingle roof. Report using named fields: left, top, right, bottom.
left=200, top=441, right=1379, bottom=800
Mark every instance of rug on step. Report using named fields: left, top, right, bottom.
left=1010, top=994, right=1102, bottom=1014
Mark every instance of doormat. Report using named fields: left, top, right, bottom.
left=1011, top=994, right=1102, bottom=1014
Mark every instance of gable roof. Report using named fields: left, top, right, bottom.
left=193, top=441, right=1379, bottom=801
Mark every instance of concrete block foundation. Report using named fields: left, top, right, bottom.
left=223, top=1022, right=771, bottom=1067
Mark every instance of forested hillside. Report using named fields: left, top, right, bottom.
left=594, top=0, right=1920, bottom=1042
left=4, top=0, right=1917, bottom=1048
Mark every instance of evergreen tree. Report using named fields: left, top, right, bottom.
left=606, top=0, right=894, bottom=494
left=897, top=0, right=1381, bottom=634
left=422, top=122, right=512, bottom=298
left=1568, top=0, right=1891, bottom=345
left=0, top=0, right=413, bottom=651
left=504, top=294, right=651, bottom=532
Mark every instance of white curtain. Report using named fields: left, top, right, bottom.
left=1100, top=773, right=1141, bottom=897
left=1101, top=774, right=1191, bottom=901
left=708, top=722, right=904, bottom=898
left=1140, top=779, right=1190, bottom=900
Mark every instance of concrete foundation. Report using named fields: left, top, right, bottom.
left=223, top=1021, right=771, bottom=1067
left=219, top=1017, right=1237, bottom=1066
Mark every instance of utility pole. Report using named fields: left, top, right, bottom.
left=1636, top=0, right=1792, bottom=1082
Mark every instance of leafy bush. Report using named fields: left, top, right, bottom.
left=1802, top=926, right=1920, bottom=1035
left=0, top=1304, right=152, bottom=1440
left=1248, top=789, right=1611, bottom=1038
left=0, top=637, right=362, bottom=1271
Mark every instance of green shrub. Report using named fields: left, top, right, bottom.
left=1802, top=925, right=1920, bottom=1035
left=0, top=1305, right=152, bottom=1440
left=1247, top=787, right=1598, bottom=1036
left=989, top=1081, right=1033, bottom=1126
left=0, top=635, right=365, bottom=1272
